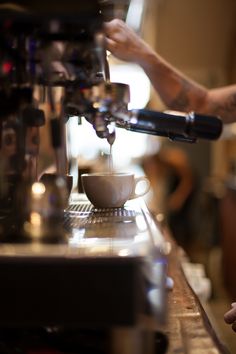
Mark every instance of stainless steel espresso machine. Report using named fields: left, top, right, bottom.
left=0, top=1, right=222, bottom=353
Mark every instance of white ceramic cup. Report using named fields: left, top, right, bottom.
left=81, top=172, right=150, bottom=208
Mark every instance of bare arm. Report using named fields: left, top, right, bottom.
left=224, top=303, right=236, bottom=332
left=104, top=19, right=236, bottom=124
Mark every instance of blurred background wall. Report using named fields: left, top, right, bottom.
left=142, top=0, right=236, bottom=182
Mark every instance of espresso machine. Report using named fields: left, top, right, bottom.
left=0, top=1, right=222, bottom=353
left=0, top=0, right=222, bottom=240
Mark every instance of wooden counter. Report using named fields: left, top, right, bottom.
left=160, top=226, right=229, bottom=354
left=219, top=181, right=236, bottom=301
left=117, top=223, right=230, bottom=354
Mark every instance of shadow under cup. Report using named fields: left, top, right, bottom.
left=81, top=172, right=150, bottom=208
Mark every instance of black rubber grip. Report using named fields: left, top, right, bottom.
left=128, top=109, right=222, bottom=141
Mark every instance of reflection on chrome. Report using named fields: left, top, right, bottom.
left=135, top=214, right=148, bottom=232
left=69, top=228, right=86, bottom=245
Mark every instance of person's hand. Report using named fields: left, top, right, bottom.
left=103, top=19, right=152, bottom=65
left=224, top=302, right=236, bottom=332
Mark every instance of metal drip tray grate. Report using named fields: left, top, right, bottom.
left=65, top=202, right=137, bottom=229
left=62, top=196, right=165, bottom=258
left=67, top=202, right=94, bottom=214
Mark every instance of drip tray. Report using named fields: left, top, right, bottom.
left=66, top=202, right=137, bottom=226
left=65, top=203, right=138, bottom=243
left=63, top=196, right=165, bottom=258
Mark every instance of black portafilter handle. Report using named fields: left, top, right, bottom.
left=126, top=109, right=223, bottom=142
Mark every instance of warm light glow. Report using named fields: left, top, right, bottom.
left=93, top=102, right=100, bottom=109
left=156, top=213, right=165, bottom=223
left=30, top=212, right=42, bottom=226
left=118, top=248, right=131, bottom=257
left=23, top=212, right=42, bottom=239
left=31, top=182, right=46, bottom=196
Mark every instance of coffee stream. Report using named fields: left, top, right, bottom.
left=107, top=124, right=116, bottom=174
left=109, top=145, right=114, bottom=174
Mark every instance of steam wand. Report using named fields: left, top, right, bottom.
left=47, top=86, right=68, bottom=177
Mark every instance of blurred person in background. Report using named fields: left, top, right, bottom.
left=104, top=18, right=236, bottom=332
left=141, top=146, right=197, bottom=252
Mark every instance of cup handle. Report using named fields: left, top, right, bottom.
left=129, top=176, right=150, bottom=200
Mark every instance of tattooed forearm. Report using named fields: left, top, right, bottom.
left=219, top=92, right=236, bottom=114
left=169, top=79, right=207, bottom=112
left=142, top=48, right=236, bottom=121
left=169, top=83, right=191, bottom=111
left=207, top=91, right=236, bottom=123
